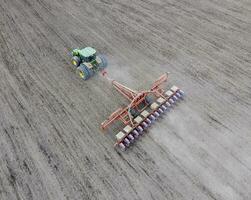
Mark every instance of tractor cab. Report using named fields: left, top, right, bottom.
left=72, top=47, right=96, bottom=63
left=79, top=47, right=97, bottom=62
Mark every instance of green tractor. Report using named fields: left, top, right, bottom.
left=71, top=47, right=107, bottom=80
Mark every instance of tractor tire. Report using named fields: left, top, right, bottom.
left=76, top=64, right=91, bottom=80
left=98, top=55, right=108, bottom=69
left=71, top=56, right=81, bottom=67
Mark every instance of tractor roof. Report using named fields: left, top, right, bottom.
left=80, top=47, right=96, bottom=57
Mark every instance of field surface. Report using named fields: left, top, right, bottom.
left=0, top=0, right=251, bottom=199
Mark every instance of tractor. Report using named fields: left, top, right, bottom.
left=71, top=47, right=107, bottom=80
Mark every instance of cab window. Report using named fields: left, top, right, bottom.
left=86, top=54, right=96, bottom=62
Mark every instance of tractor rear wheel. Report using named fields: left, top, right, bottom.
left=76, top=64, right=90, bottom=80
left=71, top=56, right=81, bottom=67
left=98, top=55, right=108, bottom=69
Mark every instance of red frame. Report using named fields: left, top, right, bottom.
left=101, top=73, right=169, bottom=130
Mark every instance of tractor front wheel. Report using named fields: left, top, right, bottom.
left=71, top=56, right=81, bottom=67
